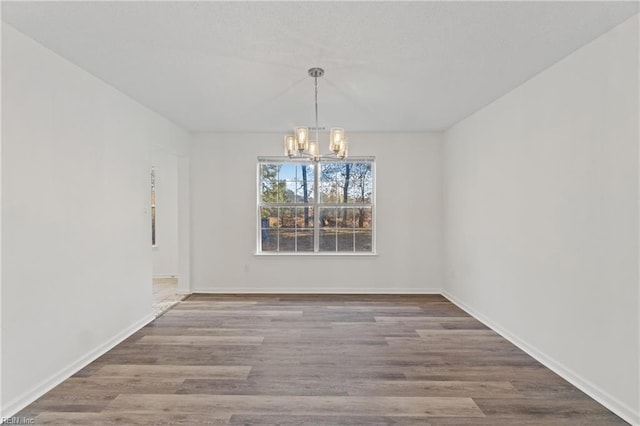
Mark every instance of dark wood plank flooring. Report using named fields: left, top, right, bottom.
left=16, top=294, right=627, bottom=425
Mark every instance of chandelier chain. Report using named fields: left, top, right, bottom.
left=314, top=74, right=319, bottom=143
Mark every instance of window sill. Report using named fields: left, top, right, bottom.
left=254, top=252, right=378, bottom=257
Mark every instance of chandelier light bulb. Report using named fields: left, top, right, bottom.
left=338, top=138, right=348, bottom=159
left=330, top=128, right=345, bottom=152
left=284, top=135, right=295, bottom=157
left=295, top=127, right=309, bottom=151
left=308, top=141, right=319, bottom=158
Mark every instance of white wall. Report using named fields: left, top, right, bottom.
left=190, top=132, right=443, bottom=293
left=0, top=14, right=4, bottom=413
left=443, top=15, right=639, bottom=424
left=1, top=23, right=189, bottom=417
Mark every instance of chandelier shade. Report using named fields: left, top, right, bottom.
left=283, top=68, right=348, bottom=161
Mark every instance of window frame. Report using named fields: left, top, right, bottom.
left=256, top=156, right=376, bottom=255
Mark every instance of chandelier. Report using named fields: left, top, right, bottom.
left=284, top=67, right=348, bottom=161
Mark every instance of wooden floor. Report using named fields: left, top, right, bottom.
left=17, top=294, right=627, bottom=425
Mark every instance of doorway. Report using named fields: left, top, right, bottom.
left=151, top=151, right=185, bottom=316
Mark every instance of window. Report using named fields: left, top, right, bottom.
left=257, top=158, right=375, bottom=254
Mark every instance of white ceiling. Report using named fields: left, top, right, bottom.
left=2, top=1, right=638, bottom=133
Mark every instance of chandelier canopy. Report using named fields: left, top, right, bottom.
left=284, top=67, right=348, bottom=161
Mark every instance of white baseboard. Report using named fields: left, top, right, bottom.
left=191, top=287, right=443, bottom=294
left=442, top=290, right=639, bottom=426
left=1, top=313, right=155, bottom=419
